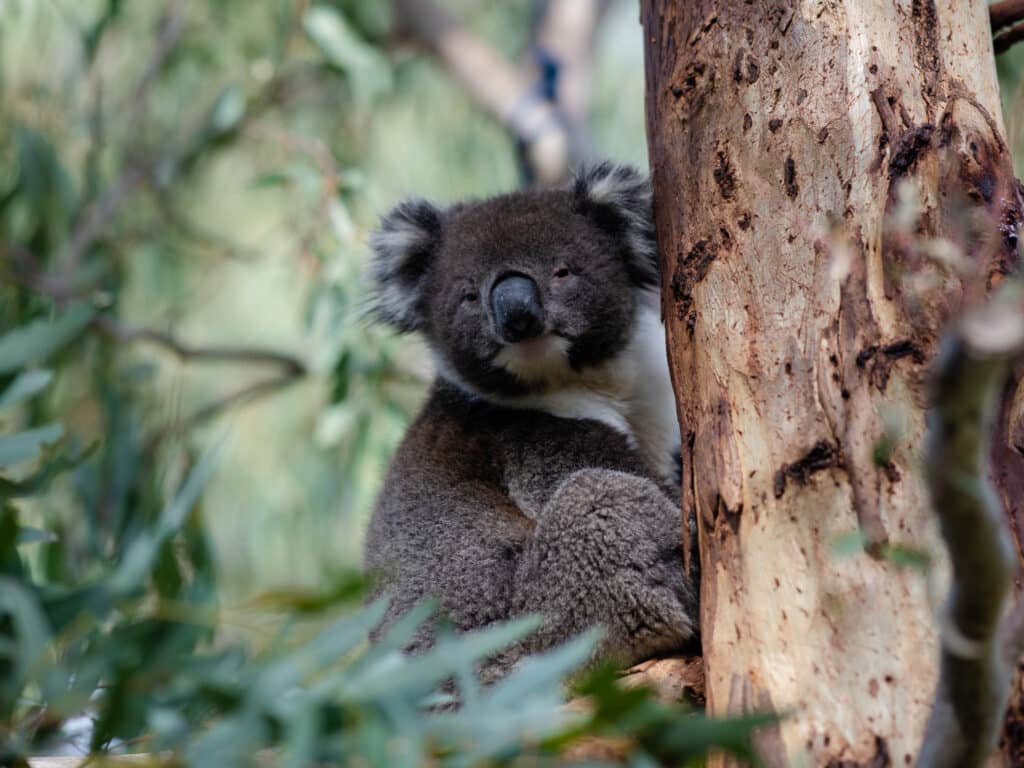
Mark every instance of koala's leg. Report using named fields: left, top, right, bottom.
left=508, top=468, right=697, bottom=670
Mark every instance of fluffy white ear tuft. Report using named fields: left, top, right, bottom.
left=572, top=163, right=659, bottom=289
left=369, top=198, right=443, bottom=332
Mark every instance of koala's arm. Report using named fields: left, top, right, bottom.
left=499, top=415, right=680, bottom=521
left=369, top=468, right=694, bottom=674
left=490, top=468, right=695, bottom=677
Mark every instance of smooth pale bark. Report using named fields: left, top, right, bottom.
left=641, top=2, right=1023, bottom=765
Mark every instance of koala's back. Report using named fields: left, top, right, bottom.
left=364, top=382, right=657, bottom=643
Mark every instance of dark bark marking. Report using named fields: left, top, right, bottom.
left=769, top=118, right=783, bottom=132
left=1001, top=684, right=1024, bottom=768
left=746, top=59, right=759, bottom=84
left=732, top=50, right=760, bottom=85
left=889, top=124, right=934, bottom=176
left=911, top=0, right=942, bottom=106
left=784, top=156, right=799, bottom=198
left=855, top=340, right=925, bottom=392
left=732, top=49, right=744, bottom=83
left=773, top=440, right=841, bottom=498
left=825, top=736, right=892, bottom=768
left=671, top=237, right=720, bottom=333
left=716, top=495, right=742, bottom=534
left=669, top=58, right=714, bottom=122
left=714, top=150, right=737, bottom=199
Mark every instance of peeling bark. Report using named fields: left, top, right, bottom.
left=641, top=1, right=1023, bottom=765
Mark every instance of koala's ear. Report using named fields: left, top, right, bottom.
left=572, top=162, right=659, bottom=289
left=369, top=198, right=443, bottom=332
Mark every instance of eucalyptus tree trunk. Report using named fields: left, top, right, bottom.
left=641, top=2, right=1024, bottom=765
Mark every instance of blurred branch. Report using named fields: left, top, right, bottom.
left=92, top=315, right=307, bottom=377
left=991, top=1, right=1024, bottom=34
left=992, top=1, right=1024, bottom=53
left=391, top=0, right=603, bottom=185
left=994, top=24, right=1024, bottom=55
left=95, top=314, right=312, bottom=451
left=917, top=284, right=1024, bottom=767
left=175, top=373, right=302, bottom=431
left=59, top=0, right=188, bottom=274
left=529, top=0, right=609, bottom=163
left=149, top=191, right=262, bottom=261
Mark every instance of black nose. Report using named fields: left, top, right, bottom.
left=491, top=274, right=544, bottom=343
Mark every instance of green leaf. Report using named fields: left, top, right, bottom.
left=0, top=504, right=25, bottom=578
left=882, top=544, right=931, bottom=572
left=0, top=369, right=53, bottom=411
left=0, top=303, right=94, bottom=374
left=254, top=599, right=389, bottom=702
left=0, top=441, right=94, bottom=498
left=340, top=615, right=541, bottom=702
left=485, top=628, right=599, bottom=708
left=0, top=423, right=64, bottom=468
left=0, top=577, right=53, bottom=705
left=831, top=529, right=866, bottom=557
left=209, top=86, right=247, bottom=136
left=302, top=6, right=392, bottom=104
left=15, top=526, right=56, bottom=545
left=107, top=440, right=223, bottom=595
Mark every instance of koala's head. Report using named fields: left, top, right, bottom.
left=369, top=163, right=658, bottom=398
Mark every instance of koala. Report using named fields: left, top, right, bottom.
left=363, top=163, right=696, bottom=677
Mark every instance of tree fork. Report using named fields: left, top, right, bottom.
left=641, top=2, right=1023, bottom=765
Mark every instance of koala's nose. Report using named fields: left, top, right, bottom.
left=491, top=273, right=545, bottom=343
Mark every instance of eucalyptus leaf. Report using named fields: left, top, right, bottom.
left=16, top=526, right=57, bottom=545
left=302, top=5, right=392, bottom=104
left=0, top=577, right=53, bottom=699
left=0, top=423, right=64, bottom=468
left=0, top=303, right=94, bottom=374
left=107, top=440, right=223, bottom=595
left=209, top=86, right=247, bottom=136
left=0, top=369, right=53, bottom=411
left=254, top=598, right=389, bottom=704
left=339, top=615, right=541, bottom=702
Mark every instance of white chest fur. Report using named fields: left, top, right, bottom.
left=505, top=304, right=681, bottom=481
left=433, top=300, right=682, bottom=482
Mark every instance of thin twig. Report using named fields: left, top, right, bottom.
left=180, top=374, right=300, bottom=429
left=991, top=0, right=1024, bottom=34
left=58, top=0, right=188, bottom=274
left=391, top=0, right=573, bottom=184
left=531, top=0, right=609, bottom=168
left=917, top=284, right=1024, bottom=767
left=994, top=23, right=1024, bottom=55
left=92, top=315, right=307, bottom=377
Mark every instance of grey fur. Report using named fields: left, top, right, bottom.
left=364, top=163, right=696, bottom=677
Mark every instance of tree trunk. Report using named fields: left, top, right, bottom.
left=641, top=2, right=1023, bottom=765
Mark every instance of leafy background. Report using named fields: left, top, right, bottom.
left=1, top=0, right=1021, bottom=765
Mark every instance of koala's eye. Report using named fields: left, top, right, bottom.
left=462, top=290, right=479, bottom=304
left=552, top=266, right=571, bottom=280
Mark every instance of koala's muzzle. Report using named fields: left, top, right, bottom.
left=491, top=274, right=544, bottom=343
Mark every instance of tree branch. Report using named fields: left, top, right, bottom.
left=918, top=285, right=1024, bottom=767
left=991, top=1, right=1024, bottom=34
left=531, top=0, right=609, bottom=162
left=391, top=0, right=575, bottom=184
left=92, top=315, right=307, bottom=377
left=58, top=0, right=188, bottom=274
left=994, top=23, right=1024, bottom=55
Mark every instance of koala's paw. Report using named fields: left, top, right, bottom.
left=611, top=539, right=696, bottom=660
left=537, top=468, right=697, bottom=662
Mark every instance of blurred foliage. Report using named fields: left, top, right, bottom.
left=0, top=0, right=648, bottom=599
left=0, top=0, right=774, bottom=764
left=0, top=317, right=771, bottom=767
